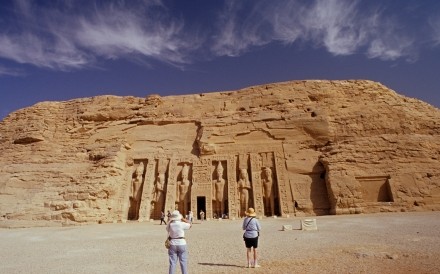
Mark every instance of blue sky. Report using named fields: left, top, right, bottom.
left=1, top=0, right=440, bottom=120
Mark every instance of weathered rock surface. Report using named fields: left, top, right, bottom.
left=0, top=80, right=439, bottom=226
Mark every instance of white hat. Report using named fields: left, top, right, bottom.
left=170, top=210, right=183, bottom=221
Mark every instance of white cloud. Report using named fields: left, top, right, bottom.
left=211, top=0, right=419, bottom=61
left=367, top=33, right=415, bottom=61
left=300, top=0, right=368, bottom=55
left=74, top=7, right=192, bottom=64
left=0, top=0, right=195, bottom=71
left=210, top=1, right=271, bottom=57
left=0, top=33, right=89, bottom=70
left=0, top=0, right=435, bottom=73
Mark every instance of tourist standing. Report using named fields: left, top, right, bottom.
left=160, top=211, right=167, bottom=225
left=199, top=210, right=205, bottom=221
left=166, top=210, right=192, bottom=274
left=242, top=208, right=261, bottom=268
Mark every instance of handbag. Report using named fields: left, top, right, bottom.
left=165, top=237, right=171, bottom=249
left=165, top=236, right=185, bottom=249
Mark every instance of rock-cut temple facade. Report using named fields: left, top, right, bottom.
left=0, top=80, right=439, bottom=226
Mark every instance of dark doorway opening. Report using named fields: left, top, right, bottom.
left=197, top=196, right=206, bottom=220
left=274, top=197, right=281, bottom=216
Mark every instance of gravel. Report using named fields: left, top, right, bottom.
left=1, top=211, right=439, bottom=274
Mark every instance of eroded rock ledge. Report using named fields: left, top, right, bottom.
left=0, top=80, right=439, bottom=226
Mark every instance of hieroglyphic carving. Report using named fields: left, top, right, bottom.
left=119, top=162, right=134, bottom=221
left=261, top=152, right=274, bottom=168
left=250, top=153, right=264, bottom=216
left=164, top=158, right=178, bottom=214
left=226, top=155, right=238, bottom=219
left=238, top=154, right=248, bottom=169
left=216, top=144, right=284, bottom=155
left=191, top=157, right=213, bottom=218
left=139, top=159, right=155, bottom=221
left=274, top=152, right=294, bottom=215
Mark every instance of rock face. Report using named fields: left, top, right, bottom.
left=0, top=80, right=439, bottom=226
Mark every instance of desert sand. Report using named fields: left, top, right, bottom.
left=1, top=211, right=439, bottom=274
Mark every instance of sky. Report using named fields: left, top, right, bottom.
left=1, top=0, right=440, bottom=121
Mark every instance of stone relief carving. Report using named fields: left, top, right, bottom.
left=138, top=160, right=156, bottom=221
left=226, top=156, right=238, bottom=219
left=123, top=151, right=289, bottom=221
left=128, top=162, right=145, bottom=220
left=177, top=163, right=191, bottom=215
left=154, top=172, right=166, bottom=203
left=250, top=153, right=264, bottom=216
left=238, top=168, right=252, bottom=216
left=275, top=152, right=293, bottom=215
left=262, top=167, right=275, bottom=216
left=125, top=152, right=285, bottom=221
left=212, top=161, right=226, bottom=217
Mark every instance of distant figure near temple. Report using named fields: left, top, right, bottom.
left=262, top=167, right=275, bottom=216
left=213, top=162, right=226, bottom=217
left=238, top=168, right=251, bottom=216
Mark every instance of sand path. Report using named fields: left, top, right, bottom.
left=1, top=211, right=439, bottom=273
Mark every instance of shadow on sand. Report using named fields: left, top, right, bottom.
left=198, top=262, right=244, bottom=268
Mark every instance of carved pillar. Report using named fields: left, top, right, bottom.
left=164, top=158, right=178, bottom=214
left=139, top=159, right=155, bottom=221
left=250, top=153, right=264, bottom=217
left=227, top=156, right=238, bottom=219
left=120, top=161, right=135, bottom=222
left=274, top=152, right=294, bottom=216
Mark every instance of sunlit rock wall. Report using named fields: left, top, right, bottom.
left=0, top=80, right=439, bottom=226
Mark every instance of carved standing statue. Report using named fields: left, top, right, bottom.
left=130, top=162, right=144, bottom=219
left=153, top=172, right=165, bottom=205
left=177, top=164, right=191, bottom=215
left=238, top=168, right=251, bottom=216
left=262, top=167, right=275, bottom=216
left=213, top=162, right=226, bottom=217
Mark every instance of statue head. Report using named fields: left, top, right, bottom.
left=182, top=164, right=189, bottom=179
left=135, top=162, right=144, bottom=175
left=240, top=168, right=248, bottom=179
left=216, top=162, right=224, bottom=178
left=264, top=167, right=272, bottom=177
left=158, top=173, right=165, bottom=183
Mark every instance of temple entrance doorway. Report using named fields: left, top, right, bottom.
left=197, top=196, right=206, bottom=220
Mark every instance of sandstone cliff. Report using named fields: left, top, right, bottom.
left=0, top=80, right=439, bottom=226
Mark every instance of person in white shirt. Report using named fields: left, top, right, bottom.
left=166, top=210, right=192, bottom=274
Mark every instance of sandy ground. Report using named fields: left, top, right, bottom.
left=1, top=211, right=439, bottom=274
